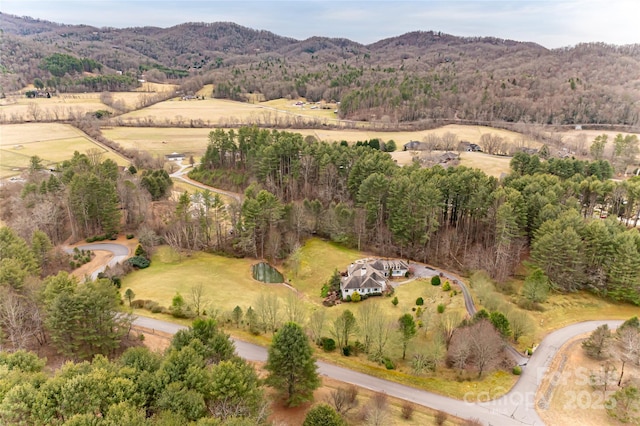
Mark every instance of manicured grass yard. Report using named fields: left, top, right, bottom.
left=282, top=238, right=363, bottom=303
left=121, top=246, right=294, bottom=312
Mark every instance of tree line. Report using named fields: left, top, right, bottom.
left=185, top=127, right=640, bottom=304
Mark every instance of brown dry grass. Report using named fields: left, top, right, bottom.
left=536, top=332, right=639, bottom=426
left=0, top=123, right=127, bottom=177
left=133, top=324, right=465, bottom=425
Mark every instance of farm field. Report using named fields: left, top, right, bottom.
left=102, top=127, right=212, bottom=157
left=103, top=123, right=532, bottom=156
left=458, top=151, right=513, bottom=177
left=0, top=123, right=128, bottom=177
left=0, top=83, right=178, bottom=122
left=0, top=93, right=110, bottom=121
left=261, top=98, right=339, bottom=120
left=116, top=97, right=300, bottom=125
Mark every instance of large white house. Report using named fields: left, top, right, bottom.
left=340, top=259, right=409, bottom=299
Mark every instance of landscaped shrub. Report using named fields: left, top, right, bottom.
left=321, top=337, right=336, bottom=352
left=130, top=299, right=145, bottom=309
left=443, top=281, right=451, bottom=291
left=431, top=276, right=441, bottom=286
left=151, top=305, right=166, bottom=314
left=143, top=300, right=159, bottom=311
left=128, top=256, right=150, bottom=269
left=342, top=345, right=352, bottom=356
left=126, top=234, right=134, bottom=239
left=344, top=295, right=352, bottom=302
left=512, top=365, right=522, bottom=375
left=134, top=244, right=146, bottom=257
left=351, top=291, right=361, bottom=303
left=111, top=276, right=121, bottom=289
left=416, top=297, right=424, bottom=305
left=392, top=296, right=399, bottom=306
left=320, top=283, right=330, bottom=298
left=437, top=303, right=445, bottom=313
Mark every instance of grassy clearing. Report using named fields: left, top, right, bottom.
left=103, top=124, right=530, bottom=159
left=195, top=84, right=214, bottom=97
left=458, top=152, right=513, bottom=177
left=282, top=238, right=363, bottom=303
left=121, top=246, right=295, bottom=312
left=134, top=82, right=178, bottom=93
left=0, top=123, right=83, bottom=145
left=469, top=270, right=640, bottom=345
left=0, top=123, right=127, bottom=177
left=261, top=98, right=338, bottom=120
left=126, top=239, right=515, bottom=399
left=531, top=291, right=640, bottom=333
left=169, top=178, right=235, bottom=205
left=118, top=97, right=273, bottom=123
left=102, top=127, right=212, bottom=157
left=0, top=93, right=110, bottom=121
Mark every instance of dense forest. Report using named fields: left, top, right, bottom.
left=2, top=13, right=640, bottom=126
left=184, top=127, right=640, bottom=304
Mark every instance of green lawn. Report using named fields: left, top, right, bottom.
left=121, top=246, right=294, bottom=313
left=281, top=238, right=363, bottom=303
left=125, top=240, right=515, bottom=400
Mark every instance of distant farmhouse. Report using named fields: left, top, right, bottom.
left=165, top=152, right=185, bottom=161
left=340, top=258, right=409, bottom=299
left=458, top=141, right=483, bottom=152
left=403, top=140, right=427, bottom=151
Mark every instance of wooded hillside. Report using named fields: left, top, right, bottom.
left=2, top=13, right=639, bottom=126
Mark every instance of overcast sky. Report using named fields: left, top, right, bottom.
left=2, top=0, right=639, bottom=48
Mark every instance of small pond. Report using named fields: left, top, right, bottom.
left=252, top=262, right=284, bottom=283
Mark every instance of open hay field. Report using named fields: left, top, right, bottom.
left=118, top=97, right=278, bottom=123
left=104, top=124, right=530, bottom=153
left=459, top=152, right=513, bottom=177
left=0, top=123, right=127, bottom=177
left=0, top=93, right=110, bottom=121
left=261, top=98, right=338, bottom=120
left=102, top=127, right=212, bottom=157
left=195, top=84, right=214, bottom=97
left=121, top=246, right=295, bottom=312
left=134, top=82, right=178, bottom=93
left=117, top=97, right=348, bottom=126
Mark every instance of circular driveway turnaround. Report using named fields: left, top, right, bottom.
left=66, top=242, right=130, bottom=280
left=132, top=315, right=623, bottom=426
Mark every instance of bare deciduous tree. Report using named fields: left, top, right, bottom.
left=327, top=385, right=359, bottom=416
left=283, top=292, right=306, bottom=324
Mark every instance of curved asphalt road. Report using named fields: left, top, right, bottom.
left=134, top=315, right=624, bottom=426
left=79, top=244, right=615, bottom=425
left=64, top=242, right=130, bottom=280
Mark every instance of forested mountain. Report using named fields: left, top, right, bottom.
left=2, top=13, right=640, bottom=126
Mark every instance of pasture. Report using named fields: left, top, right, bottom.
left=103, top=124, right=531, bottom=155
left=0, top=123, right=127, bottom=177
left=0, top=83, right=178, bottom=122
left=0, top=93, right=109, bottom=122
